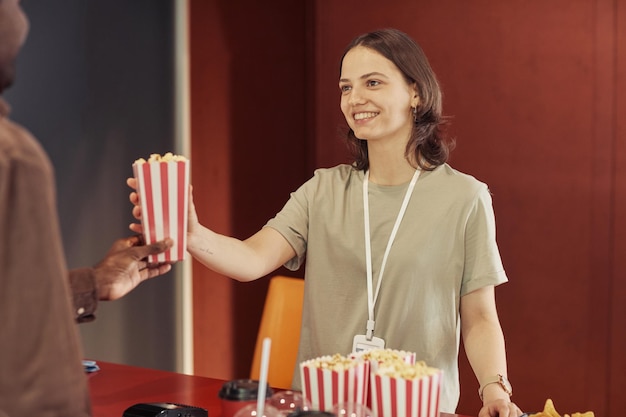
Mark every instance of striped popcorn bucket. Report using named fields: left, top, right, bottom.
left=133, top=158, right=189, bottom=263
left=300, top=358, right=370, bottom=412
left=370, top=370, right=443, bottom=417
left=350, top=349, right=417, bottom=410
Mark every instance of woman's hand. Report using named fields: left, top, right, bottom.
left=126, top=177, right=200, bottom=237
left=126, top=177, right=144, bottom=234
left=478, top=398, right=524, bottom=417
left=126, top=177, right=294, bottom=282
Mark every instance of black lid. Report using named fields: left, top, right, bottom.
left=287, top=411, right=335, bottom=417
left=218, top=379, right=274, bottom=401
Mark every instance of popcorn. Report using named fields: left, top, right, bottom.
left=300, top=354, right=369, bottom=412
left=370, top=359, right=442, bottom=417
left=299, top=350, right=441, bottom=417
left=135, top=152, right=188, bottom=164
left=132, top=152, right=190, bottom=263
left=308, top=353, right=358, bottom=371
left=349, top=348, right=417, bottom=409
left=376, top=360, right=439, bottom=379
left=351, top=348, right=417, bottom=372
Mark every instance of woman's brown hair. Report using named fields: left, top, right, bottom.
left=340, top=28, right=453, bottom=171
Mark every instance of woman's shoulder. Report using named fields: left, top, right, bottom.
left=310, top=164, right=360, bottom=183
left=427, top=163, right=490, bottom=195
left=292, top=164, right=360, bottom=198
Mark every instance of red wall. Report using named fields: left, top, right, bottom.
left=610, top=2, right=626, bottom=415
left=189, top=0, right=309, bottom=380
left=190, top=1, right=625, bottom=416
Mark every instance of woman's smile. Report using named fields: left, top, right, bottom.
left=353, top=111, right=379, bottom=121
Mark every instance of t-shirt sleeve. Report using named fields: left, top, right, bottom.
left=264, top=175, right=317, bottom=271
left=460, top=185, right=508, bottom=296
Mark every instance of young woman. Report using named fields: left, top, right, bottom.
left=130, top=28, right=522, bottom=417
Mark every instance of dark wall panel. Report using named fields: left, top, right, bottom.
left=6, top=0, right=178, bottom=371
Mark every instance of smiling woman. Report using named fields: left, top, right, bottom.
left=129, top=27, right=522, bottom=417
left=339, top=45, right=419, bottom=175
left=339, top=28, right=450, bottom=178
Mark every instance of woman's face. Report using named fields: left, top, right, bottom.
left=339, top=46, right=418, bottom=145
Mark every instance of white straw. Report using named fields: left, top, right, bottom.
left=256, top=337, right=272, bottom=417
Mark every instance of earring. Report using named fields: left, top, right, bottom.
left=412, top=106, right=418, bottom=122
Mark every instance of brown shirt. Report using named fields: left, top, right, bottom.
left=0, top=98, right=92, bottom=416
left=69, top=268, right=98, bottom=322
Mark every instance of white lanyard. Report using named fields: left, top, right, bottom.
left=362, top=169, right=420, bottom=340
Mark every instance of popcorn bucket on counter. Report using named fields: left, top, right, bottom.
left=133, top=153, right=190, bottom=263
left=370, top=367, right=442, bottom=417
left=300, top=355, right=370, bottom=412
left=350, top=348, right=417, bottom=410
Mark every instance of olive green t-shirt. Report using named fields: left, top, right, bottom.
left=265, top=163, right=508, bottom=413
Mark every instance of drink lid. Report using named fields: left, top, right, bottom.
left=218, top=379, right=273, bottom=401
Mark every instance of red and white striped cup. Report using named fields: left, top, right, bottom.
left=370, top=369, right=443, bottom=417
left=350, top=349, right=417, bottom=410
left=300, top=356, right=370, bottom=412
left=133, top=156, right=189, bottom=263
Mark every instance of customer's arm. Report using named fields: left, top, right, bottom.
left=69, top=236, right=173, bottom=322
left=68, top=268, right=99, bottom=322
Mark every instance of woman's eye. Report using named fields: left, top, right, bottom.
left=340, top=85, right=352, bottom=93
left=366, top=80, right=380, bottom=87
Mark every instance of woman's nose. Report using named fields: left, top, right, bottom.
left=348, top=87, right=366, bottom=105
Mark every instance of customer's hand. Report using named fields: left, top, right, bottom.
left=94, top=235, right=173, bottom=300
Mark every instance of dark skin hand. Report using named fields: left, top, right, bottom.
left=94, top=235, right=174, bottom=300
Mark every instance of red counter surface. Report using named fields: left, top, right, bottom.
left=88, top=361, right=472, bottom=417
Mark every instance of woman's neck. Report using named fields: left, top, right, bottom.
left=365, top=134, right=418, bottom=185
left=367, top=155, right=417, bottom=186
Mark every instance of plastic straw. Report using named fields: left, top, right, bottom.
left=257, top=337, right=272, bottom=417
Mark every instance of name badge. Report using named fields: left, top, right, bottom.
left=352, top=334, right=385, bottom=353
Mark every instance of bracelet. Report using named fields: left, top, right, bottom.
left=478, top=374, right=512, bottom=401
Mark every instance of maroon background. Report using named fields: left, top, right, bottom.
left=189, top=1, right=625, bottom=416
